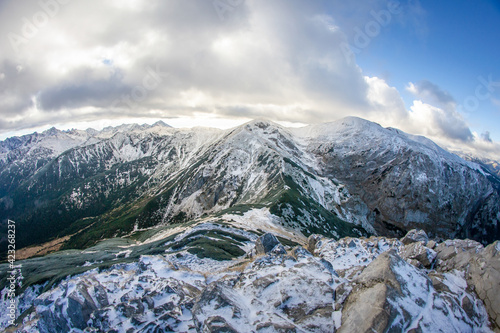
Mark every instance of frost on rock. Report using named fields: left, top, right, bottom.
left=193, top=249, right=336, bottom=332
left=1, top=231, right=498, bottom=332
left=23, top=257, right=207, bottom=333
left=339, top=250, right=491, bottom=333
left=314, top=236, right=402, bottom=274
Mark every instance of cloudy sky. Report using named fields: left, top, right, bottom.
left=0, top=0, right=499, bottom=159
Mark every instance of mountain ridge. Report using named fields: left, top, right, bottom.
left=0, top=117, right=499, bottom=257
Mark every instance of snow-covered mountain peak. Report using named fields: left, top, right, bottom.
left=41, top=126, right=62, bottom=137
left=238, top=119, right=291, bottom=137
left=290, top=116, right=478, bottom=170
left=336, top=116, right=383, bottom=130
left=1, top=116, right=499, bottom=248
left=243, top=118, right=281, bottom=128
left=151, top=120, right=172, bottom=128
left=290, top=116, right=382, bottom=139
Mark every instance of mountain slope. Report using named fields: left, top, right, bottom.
left=293, top=117, right=500, bottom=242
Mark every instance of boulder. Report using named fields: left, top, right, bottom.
left=255, top=233, right=281, bottom=255
left=353, top=250, right=403, bottom=291
left=307, top=234, right=323, bottom=254
left=434, top=239, right=484, bottom=272
left=399, top=241, right=437, bottom=268
left=401, top=229, right=429, bottom=245
left=339, top=250, right=404, bottom=333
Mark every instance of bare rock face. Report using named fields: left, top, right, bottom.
left=339, top=250, right=489, bottom=332
left=308, top=117, right=500, bottom=244
left=466, top=241, right=500, bottom=330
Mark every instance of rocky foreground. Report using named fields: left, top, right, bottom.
left=1, top=228, right=499, bottom=332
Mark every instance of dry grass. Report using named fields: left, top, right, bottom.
left=15, top=235, right=71, bottom=260
left=15, top=221, right=96, bottom=260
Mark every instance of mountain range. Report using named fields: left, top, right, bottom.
left=0, top=117, right=499, bottom=256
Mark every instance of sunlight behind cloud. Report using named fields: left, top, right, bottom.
left=0, top=0, right=497, bottom=160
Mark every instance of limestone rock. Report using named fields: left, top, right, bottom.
left=5, top=231, right=497, bottom=333
left=339, top=251, right=406, bottom=333
left=434, top=239, right=484, bottom=272
left=401, top=229, right=429, bottom=245
left=426, top=240, right=437, bottom=249
left=400, top=241, right=437, bottom=268
left=339, top=249, right=489, bottom=332
left=466, top=241, right=500, bottom=330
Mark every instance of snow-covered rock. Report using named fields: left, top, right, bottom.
left=193, top=250, right=335, bottom=332
left=2, top=228, right=498, bottom=332
left=400, top=241, right=437, bottom=268
left=340, top=250, right=490, bottom=332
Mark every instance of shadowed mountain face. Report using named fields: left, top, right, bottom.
left=0, top=117, right=499, bottom=254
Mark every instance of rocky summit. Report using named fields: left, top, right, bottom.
left=1, top=227, right=499, bottom=332
left=0, top=118, right=499, bottom=332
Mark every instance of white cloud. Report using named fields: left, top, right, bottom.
left=406, top=100, right=472, bottom=142
left=406, top=80, right=456, bottom=111
left=0, top=0, right=497, bottom=160
left=362, top=78, right=500, bottom=160
left=0, top=0, right=374, bottom=128
left=363, top=76, right=408, bottom=126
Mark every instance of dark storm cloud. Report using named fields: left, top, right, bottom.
left=37, top=68, right=130, bottom=111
